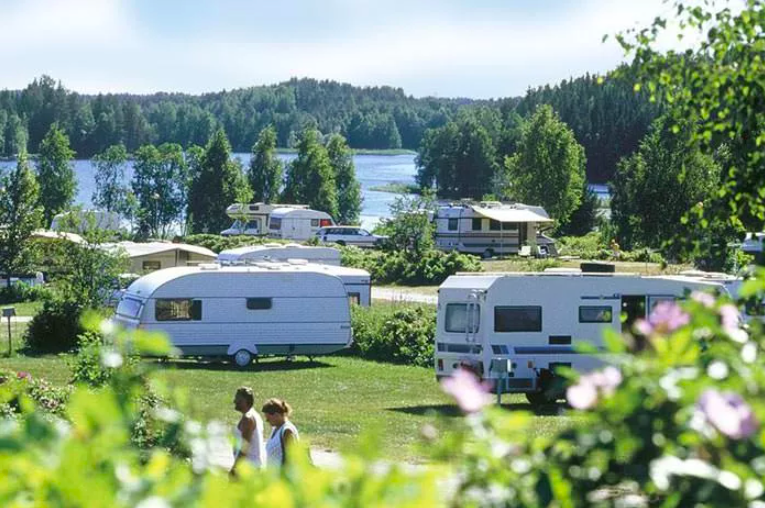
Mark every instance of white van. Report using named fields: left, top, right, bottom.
left=113, top=264, right=353, bottom=366
left=268, top=208, right=334, bottom=241
left=435, top=269, right=733, bottom=403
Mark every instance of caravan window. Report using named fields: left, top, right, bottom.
left=270, top=218, right=282, bottom=230
left=246, top=298, right=272, bottom=310
left=472, top=218, right=483, bottom=231
left=448, top=218, right=458, bottom=231
left=445, top=303, right=480, bottom=333
left=310, top=219, right=319, bottom=227
left=117, top=297, right=143, bottom=318
left=579, top=306, right=613, bottom=323
left=142, top=260, right=161, bottom=272
left=156, top=299, right=202, bottom=321
left=349, top=293, right=361, bottom=306
left=494, top=306, right=542, bottom=332
left=489, top=220, right=501, bottom=231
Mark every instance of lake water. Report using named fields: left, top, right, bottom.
left=1, top=153, right=610, bottom=230
left=0, top=153, right=419, bottom=231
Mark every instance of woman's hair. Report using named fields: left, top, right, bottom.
left=235, top=387, right=254, bottom=407
left=261, top=398, right=292, bottom=417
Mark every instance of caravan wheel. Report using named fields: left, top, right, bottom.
left=233, top=349, right=253, bottom=368
left=482, top=248, right=495, bottom=259
left=525, top=391, right=555, bottom=406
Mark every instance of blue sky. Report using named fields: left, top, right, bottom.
left=0, top=0, right=677, bottom=98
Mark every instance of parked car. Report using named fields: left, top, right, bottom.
left=315, top=226, right=387, bottom=248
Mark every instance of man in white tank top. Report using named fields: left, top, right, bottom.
left=230, top=387, right=266, bottom=476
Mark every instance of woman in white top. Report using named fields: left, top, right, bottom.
left=262, top=398, right=300, bottom=468
left=230, top=387, right=266, bottom=476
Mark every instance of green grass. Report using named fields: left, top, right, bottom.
left=2, top=301, right=43, bottom=317
left=480, top=257, right=689, bottom=275
left=0, top=350, right=573, bottom=461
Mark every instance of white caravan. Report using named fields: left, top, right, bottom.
left=113, top=264, right=352, bottom=366
left=221, top=203, right=307, bottom=236
left=435, top=270, right=733, bottom=403
left=216, top=247, right=371, bottom=306
left=217, top=243, right=341, bottom=266
left=268, top=208, right=334, bottom=241
left=433, top=201, right=557, bottom=258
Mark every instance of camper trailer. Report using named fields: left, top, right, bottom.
left=217, top=243, right=341, bottom=266
left=113, top=264, right=353, bottom=367
left=435, top=269, right=734, bottom=404
left=433, top=201, right=557, bottom=258
left=268, top=208, right=334, bottom=241
left=221, top=203, right=307, bottom=236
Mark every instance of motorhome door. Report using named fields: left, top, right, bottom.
left=620, top=295, right=646, bottom=331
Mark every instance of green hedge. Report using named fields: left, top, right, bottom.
left=180, top=234, right=291, bottom=253
left=350, top=303, right=436, bottom=367
left=342, top=247, right=482, bottom=285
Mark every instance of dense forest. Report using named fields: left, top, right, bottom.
left=0, top=72, right=658, bottom=183
left=0, top=76, right=469, bottom=158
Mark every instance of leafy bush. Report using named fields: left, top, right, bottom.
left=351, top=303, right=436, bottom=367
left=0, top=282, right=52, bottom=304
left=0, top=368, right=70, bottom=417
left=341, top=246, right=481, bottom=285
left=68, top=331, right=118, bottom=387
left=557, top=232, right=612, bottom=260
left=24, top=297, right=86, bottom=352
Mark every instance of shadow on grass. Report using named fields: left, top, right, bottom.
left=152, top=358, right=335, bottom=373
left=388, top=402, right=567, bottom=418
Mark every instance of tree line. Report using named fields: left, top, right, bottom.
left=0, top=123, right=362, bottom=285
left=0, top=76, right=467, bottom=157
left=0, top=73, right=660, bottom=188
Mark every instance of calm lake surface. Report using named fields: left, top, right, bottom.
left=0, top=153, right=610, bottom=230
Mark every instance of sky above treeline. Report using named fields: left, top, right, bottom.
left=1, top=0, right=682, bottom=99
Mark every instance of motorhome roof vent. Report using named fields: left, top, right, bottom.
left=580, top=262, right=616, bottom=273
left=285, top=243, right=302, bottom=248
left=198, top=263, right=219, bottom=270
left=264, top=243, right=282, bottom=248
left=287, top=258, right=309, bottom=265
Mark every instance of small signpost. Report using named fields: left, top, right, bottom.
left=491, top=358, right=512, bottom=405
left=2, top=307, right=16, bottom=356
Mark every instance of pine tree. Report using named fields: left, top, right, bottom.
left=248, top=126, right=283, bottom=203
left=188, top=130, right=251, bottom=234
left=36, top=123, right=76, bottom=225
left=0, top=152, right=43, bottom=287
left=326, top=134, right=361, bottom=224
left=282, top=129, right=338, bottom=218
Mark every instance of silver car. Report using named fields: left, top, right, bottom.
left=315, top=226, right=387, bottom=248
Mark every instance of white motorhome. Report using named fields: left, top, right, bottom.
left=217, top=243, right=341, bottom=266
left=113, top=264, right=353, bottom=367
left=435, top=269, right=733, bottom=404
left=433, top=201, right=557, bottom=258
left=268, top=208, right=334, bottom=241
left=221, top=203, right=307, bottom=236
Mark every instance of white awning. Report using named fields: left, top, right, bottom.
left=473, top=207, right=553, bottom=223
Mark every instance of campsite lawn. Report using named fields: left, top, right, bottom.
left=0, top=353, right=573, bottom=461
left=1, top=301, right=42, bottom=317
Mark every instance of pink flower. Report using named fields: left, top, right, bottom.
left=441, top=368, right=493, bottom=413
left=719, top=304, right=747, bottom=343
left=691, top=291, right=716, bottom=308
left=697, top=389, right=759, bottom=439
left=16, top=371, right=32, bottom=381
left=566, top=380, right=598, bottom=410
left=635, top=301, right=689, bottom=335
left=566, top=367, right=623, bottom=410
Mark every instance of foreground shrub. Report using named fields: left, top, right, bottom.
left=24, top=298, right=86, bottom=352
left=342, top=246, right=481, bottom=285
left=351, top=303, right=436, bottom=367
left=0, top=369, right=70, bottom=417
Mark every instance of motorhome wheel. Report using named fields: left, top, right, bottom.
left=336, top=241, right=346, bottom=246
left=482, top=248, right=494, bottom=259
left=525, top=391, right=555, bottom=405
left=233, top=349, right=252, bottom=368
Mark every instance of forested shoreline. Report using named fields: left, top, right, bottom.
left=0, top=71, right=657, bottom=184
